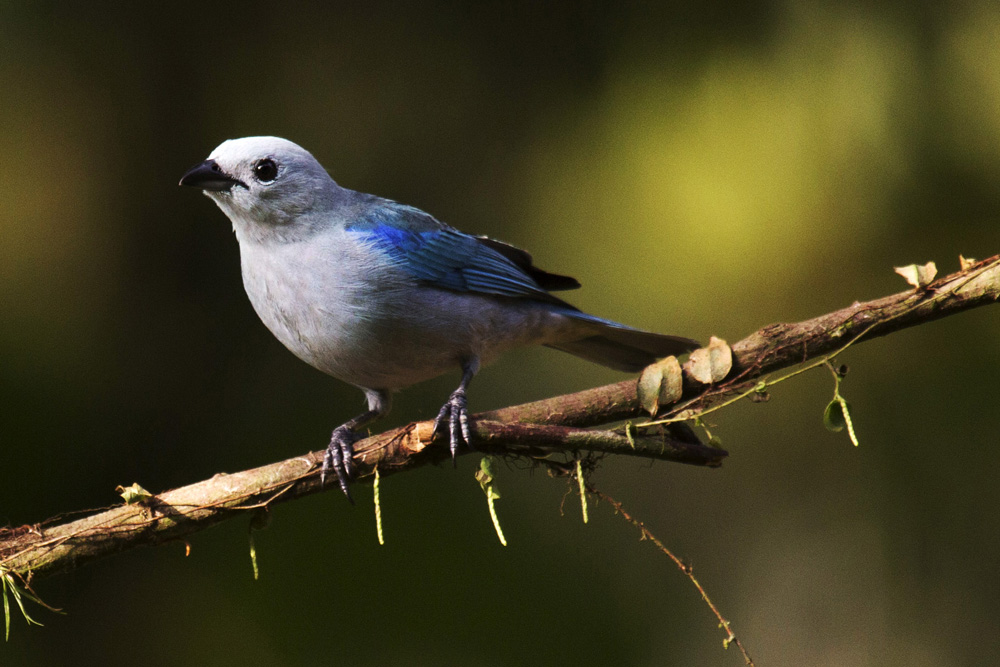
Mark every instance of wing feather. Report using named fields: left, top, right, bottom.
left=348, top=200, right=575, bottom=305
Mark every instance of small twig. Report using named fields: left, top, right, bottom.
left=373, top=467, right=384, bottom=546
left=587, top=486, right=755, bottom=666
left=476, top=457, right=507, bottom=546
left=823, top=362, right=859, bottom=447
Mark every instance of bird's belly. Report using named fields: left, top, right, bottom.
left=323, top=288, right=569, bottom=390
left=254, top=280, right=569, bottom=391
left=240, top=241, right=572, bottom=391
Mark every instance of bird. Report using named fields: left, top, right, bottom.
left=179, top=136, right=698, bottom=501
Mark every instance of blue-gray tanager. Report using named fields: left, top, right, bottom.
left=180, top=136, right=698, bottom=500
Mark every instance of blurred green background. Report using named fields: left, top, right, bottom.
left=2, top=2, right=999, bottom=665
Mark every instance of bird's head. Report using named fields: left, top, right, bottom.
left=180, top=136, right=340, bottom=241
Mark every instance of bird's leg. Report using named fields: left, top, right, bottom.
left=433, top=357, right=480, bottom=464
left=322, top=389, right=390, bottom=503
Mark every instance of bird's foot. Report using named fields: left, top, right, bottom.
left=321, top=425, right=359, bottom=504
left=433, top=388, right=472, bottom=464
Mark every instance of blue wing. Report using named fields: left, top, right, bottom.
left=347, top=199, right=579, bottom=303
left=346, top=198, right=702, bottom=366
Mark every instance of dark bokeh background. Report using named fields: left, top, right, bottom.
left=2, top=2, right=999, bottom=665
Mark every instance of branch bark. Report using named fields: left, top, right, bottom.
left=2, top=255, right=998, bottom=583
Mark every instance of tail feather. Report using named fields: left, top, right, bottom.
left=546, top=318, right=699, bottom=373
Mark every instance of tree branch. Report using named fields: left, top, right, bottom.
left=2, top=255, right=998, bottom=583
left=482, top=255, right=1000, bottom=424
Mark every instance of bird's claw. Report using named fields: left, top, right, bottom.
left=321, top=425, right=358, bottom=504
left=432, top=388, right=471, bottom=464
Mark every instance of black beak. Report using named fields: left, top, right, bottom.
left=178, top=159, right=247, bottom=192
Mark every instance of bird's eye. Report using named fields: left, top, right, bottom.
left=253, top=158, right=279, bottom=183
